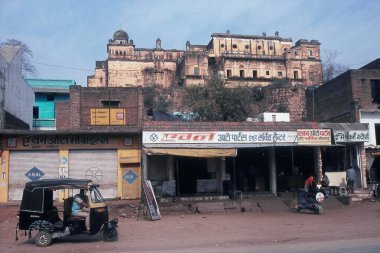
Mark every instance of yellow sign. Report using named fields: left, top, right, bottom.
left=91, top=108, right=126, bottom=125
left=297, top=129, right=331, bottom=145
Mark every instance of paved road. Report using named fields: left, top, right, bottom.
left=123, top=237, right=380, bottom=253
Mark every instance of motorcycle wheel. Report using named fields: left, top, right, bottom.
left=102, top=227, right=118, bottom=242
left=35, top=231, right=52, bottom=247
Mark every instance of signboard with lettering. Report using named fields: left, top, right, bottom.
left=333, top=130, right=369, bottom=143
left=143, top=131, right=298, bottom=145
left=25, top=167, right=45, bottom=181
left=91, top=108, right=126, bottom=126
left=141, top=180, right=161, bottom=221
left=297, top=129, right=331, bottom=145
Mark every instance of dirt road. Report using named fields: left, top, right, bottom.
left=1, top=200, right=380, bottom=253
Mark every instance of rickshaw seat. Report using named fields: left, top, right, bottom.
left=64, top=197, right=86, bottom=221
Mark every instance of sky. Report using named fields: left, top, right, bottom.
left=1, top=0, right=380, bottom=86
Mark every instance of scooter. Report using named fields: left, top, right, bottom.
left=296, top=185, right=324, bottom=215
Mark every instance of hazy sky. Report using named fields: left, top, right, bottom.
left=1, top=0, right=380, bottom=86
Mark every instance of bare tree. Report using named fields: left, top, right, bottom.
left=322, top=49, right=349, bottom=83
left=0, top=39, right=38, bottom=77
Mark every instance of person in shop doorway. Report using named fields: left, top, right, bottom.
left=72, top=189, right=90, bottom=231
left=346, top=166, right=356, bottom=194
left=304, top=174, right=315, bottom=192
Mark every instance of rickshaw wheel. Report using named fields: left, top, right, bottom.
left=102, top=227, right=118, bottom=242
left=35, top=231, right=52, bottom=247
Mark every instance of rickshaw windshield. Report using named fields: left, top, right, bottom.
left=90, top=187, right=103, bottom=203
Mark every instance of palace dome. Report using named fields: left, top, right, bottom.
left=113, top=30, right=129, bottom=41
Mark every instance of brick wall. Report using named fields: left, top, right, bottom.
left=56, top=85, right=141, bottom=130
left=258, top=84, right=307, bottom=122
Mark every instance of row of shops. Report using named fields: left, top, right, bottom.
left=0, top=122, right=371, bottom=202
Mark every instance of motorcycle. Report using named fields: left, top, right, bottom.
left=296, top=183, right=324, bottom=215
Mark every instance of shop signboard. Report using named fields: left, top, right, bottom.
left=90, top=108, right=126, bottom=126
left=143, top=131, right=298, bottom=145
left=297, top=129, right=331, bottom=145
left=333, top=130, right=369, bottom=143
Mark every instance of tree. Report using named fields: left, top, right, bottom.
left=182, top=76, right=252, bottom=121
left=0, top=39, right=38, bottom=77
left=143, top=85, right=171, bottom=114
left=322, top=49, right=349, bottom=83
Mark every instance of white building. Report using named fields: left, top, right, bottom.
left=0, top=46, right=34, bottom=129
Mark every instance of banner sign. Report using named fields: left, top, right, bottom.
left=91, top=108, right=126, bottom=126
left=141, top=180, right=161, bottom=221
left=143, top=131, right=298, bottom=145
left=297, top=129, right=331, bottom=145
left=333, top=130, right=369, bottom=143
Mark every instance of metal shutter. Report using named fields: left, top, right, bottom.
left=9, top=151, right=59, bottom=200
left=69, top=150, right=117, bottom=199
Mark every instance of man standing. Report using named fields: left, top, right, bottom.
left=346, top=166, right=356, bottom=194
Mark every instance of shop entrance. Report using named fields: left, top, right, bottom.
left=176, top=157, right=208, bottom=195
left=233, top=148, right=269, bottom=192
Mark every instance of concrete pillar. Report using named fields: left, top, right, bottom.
left=359, top=144, right=367, bottom=189
left=167, top=155, right=175, bottom=180
left=269, top=147, right=277, bottom=195
left=220, top=158, right=226, bottom=193
left=315, top=146, right=322, bottom=180
left=142, top=151, right=148, bottom=180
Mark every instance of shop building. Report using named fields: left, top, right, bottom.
left=0, top=85, right=143, bottom=202
left=142, top=121, right=368, bottom=198
left=306, top=58, right=380, bottom=186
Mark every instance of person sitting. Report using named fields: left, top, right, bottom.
left=321, top=172, right=330, bottom=188
left=71, top=190, right=90, bottom=231
left=304, top=175, right=315, bottom=193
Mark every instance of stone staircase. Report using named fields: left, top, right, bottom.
left=350, top=189, right=373, bottom=202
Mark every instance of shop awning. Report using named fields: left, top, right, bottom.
left=143, top=148, right=237, bottom=158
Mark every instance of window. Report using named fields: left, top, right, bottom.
left=269, top=45, right=273, bottom=50
left=258, top=45, right=262, bottom=50
left=361, top=79, right=366, bottom=84
left=232, top=44, right=238, bottom=49
left=33, top=106, right=39, bottom=119
left=101, top=100, right=120, bottom=108
left=46, top=94, right=54, bottom=101
left=294, top=71, right=299, bottom=79
left=220, top=44, right=225, bottom=48
left=309, top=50, right=313, bottom=56
left=278, top=71, right=282, bottom=77
left=266, top=71, right=270, bottom=76
left=226, top=69, right=232, bottom=77
left=240, top=70, right=245, bottom=78
left=283, top=47, right=288, bottom=52
left=194, top=67, right=200, bottom=76
left=245, top=45, right=249, bottom=49
left=252, top=70, right=258, bottom=78
left=295, top=51, right=299, bottom=56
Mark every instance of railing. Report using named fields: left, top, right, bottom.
left=32, top=119, right=56, bottom=130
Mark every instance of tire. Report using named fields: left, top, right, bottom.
left=35, top=231, right=52, bottom=247
left=102, top=227, right=118, bottom=242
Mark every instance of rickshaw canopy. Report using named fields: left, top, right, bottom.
left=20, top=179, right=93, bottom=213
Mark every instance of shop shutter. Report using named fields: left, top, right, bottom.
left=9, top=151, right=59, bottom=200
left=69, top=150, right=117, bottom=199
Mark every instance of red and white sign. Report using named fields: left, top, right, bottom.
left=143, top=131, right=298, bottom=144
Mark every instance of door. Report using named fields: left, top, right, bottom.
left=9, top=150, right=59, bottom=200
left=69, top=150, right=117, bottom=199
left=121, top=164, right=141, bottom=199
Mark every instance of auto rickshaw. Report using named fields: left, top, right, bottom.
left=15, top=178, right=118, bottom=247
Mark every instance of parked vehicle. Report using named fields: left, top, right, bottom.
left=296, top=186, right=324, bottom=215
left=15, top=179, right=118, bottom=247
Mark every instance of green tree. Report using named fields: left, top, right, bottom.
left=143, top=85, right=171, bottom=114
left=183, top=77, right=252, bottom=121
